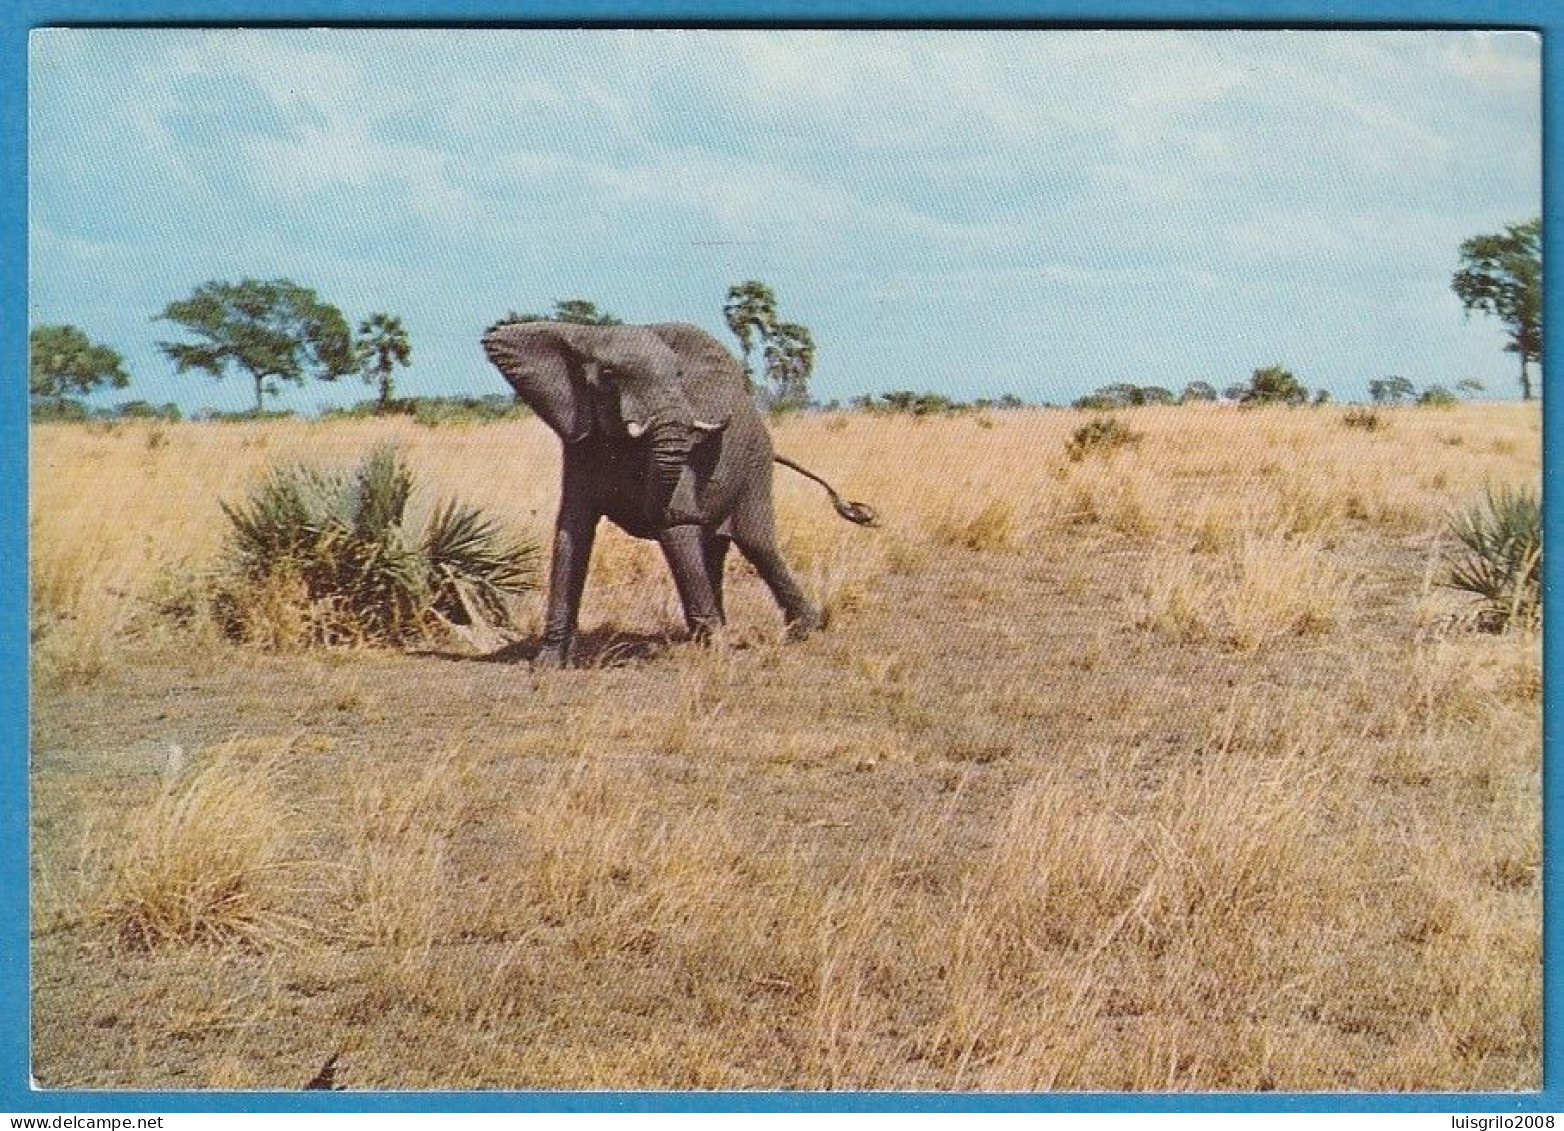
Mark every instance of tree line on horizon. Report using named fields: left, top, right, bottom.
left=28, top=218, right=1543, bottom=421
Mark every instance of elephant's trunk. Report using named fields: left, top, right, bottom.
left=641, top=413, right=695, bottom=525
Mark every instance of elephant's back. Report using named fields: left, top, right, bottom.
left=647, top=323, right=749, bottom=392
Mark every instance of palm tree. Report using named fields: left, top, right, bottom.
left=722, top=281, right=777, bottom=384
left=764, top=321, right=816, bottom=409
left=356, top=312, right=412, bottom=412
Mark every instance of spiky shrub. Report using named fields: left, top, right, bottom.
left=422, top=499, right=538, bottom=628
left=218, top=445, right=537, bottom=646
left=1445, top=485, right=1541, bottom=631
left=1066, top=415, right=1143, bottom=462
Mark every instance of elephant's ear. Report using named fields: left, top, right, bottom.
left=481, top=322, right=595, bottom=442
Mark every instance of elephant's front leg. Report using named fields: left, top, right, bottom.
left=535, top=505, right=599, bottom=668
left=657, top=524, right=723, bottom=642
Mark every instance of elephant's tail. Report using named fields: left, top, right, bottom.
left=774, top=455, right=879, bottom=527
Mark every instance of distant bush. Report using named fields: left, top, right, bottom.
left=200, top=408, right=298, bottom=423
left=1418, top=386, right=1458, bottom=408
left=30, top=397, right=90, bottom=422
left=32, top=397, right=184, bottom=423
left=1341, top=407, right=1387, bottom=431
left=1444, top=485, right=1541, bottom=631
left=216, top=445, right=538, bottom=648
left=1066, top=415, right=1143, bottom=461
left=411, top=396, right=531, bottom=426
left=1072, top=383, right=1174, bottom=410
left=847, top=391, right=1029, bottom=416
left=1236, top=365, right=1309, bottom=406
left=114, top=400, right=183, bottom=422
left=322, top=395, right=531, bottom=426
left=852, top=391, right=965, bottom=416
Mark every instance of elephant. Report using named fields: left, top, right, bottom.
left=480, top=319, right=876, bottom=667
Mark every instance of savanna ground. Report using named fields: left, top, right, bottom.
left=30, top=403, right=1540, bottom=1091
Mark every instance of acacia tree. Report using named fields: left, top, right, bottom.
left=29, top=324, right=130, bottom=399
left=551, top=299, right=621, bottom=326
left=487, top=299, right=621, bottom=334
left=722, top=281, right=778, bottom=382
left=157, top=278, right=355, bottom=413
left=1452, top=218, right=1542, bottom=400
left=356, top=312, right=412, bottom=411
left=763, top=321, right=816, bottom=409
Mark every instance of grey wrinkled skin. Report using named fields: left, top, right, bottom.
left=482, top=320, right=825, bottom=668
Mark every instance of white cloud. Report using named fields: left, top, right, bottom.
left=1435, top=32, right=1540, bottom=94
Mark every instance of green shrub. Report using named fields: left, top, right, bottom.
left=217, top=445, right=538, bottom=646
left=1444, top=485, right=1541, bottom=631
left=1418, top=385, right=1458, bottom=408
left=1066, top=415, right=1143, bottom=461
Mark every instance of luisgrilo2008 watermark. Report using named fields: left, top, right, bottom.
left=1452, top=1120, right=1555, bottom=1130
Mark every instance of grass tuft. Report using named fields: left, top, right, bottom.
left=1342, top=407, right=1388, bottom=431
left=929, top=499, right=1015, bottom=551
left=86, top=742, right=312, bottom=950
left=1066, top=414, right=1144, bottom=461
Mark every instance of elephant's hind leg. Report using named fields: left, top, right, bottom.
left=730, top=494, right=823, bottom=638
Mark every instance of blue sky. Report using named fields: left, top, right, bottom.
left=28, top=28, right=1541, bottom=413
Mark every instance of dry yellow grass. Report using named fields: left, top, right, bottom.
left=1136, top=533, right=1352, bottom=650
left=29, top=403, right=1541, bottom=1091
left=79, top=738, right=313, bottom=950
